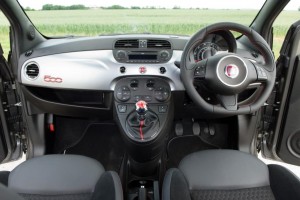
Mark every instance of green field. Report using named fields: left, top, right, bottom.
left=0, top=9, right=299, bottom=58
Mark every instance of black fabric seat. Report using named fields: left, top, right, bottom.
left=5, top=154, right=123, bottom=200
left=162, top=150, right=300, bottom=200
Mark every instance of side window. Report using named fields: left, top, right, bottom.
left=272, top=1, right=300, bottom=59
left=0, top=11, right=10, bottom=59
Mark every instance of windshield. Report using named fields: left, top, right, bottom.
left=18, top=0, right=266, bottom=37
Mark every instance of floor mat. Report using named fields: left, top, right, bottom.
left=166, top=135, right=218, bottom=168
left=66, top=123, right=125, bottom=173
left=53, top=116, right=92, bottom=154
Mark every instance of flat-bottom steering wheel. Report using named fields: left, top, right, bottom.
left=181, top=22, right=276, bottom=115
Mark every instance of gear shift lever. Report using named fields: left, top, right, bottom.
left=126, top=100, right=159, bottom=141
left=135, top=100, right=148, bottom=121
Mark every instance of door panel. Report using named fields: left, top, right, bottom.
left=262, top=20, right=300, bottom=165
left=277, top=56, right=300, bottom=165
left=0, top=44, right=23, bottom=163
left=0, top=116, right=8, bottom=161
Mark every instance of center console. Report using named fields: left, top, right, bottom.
left=114, top=76, right=173, bottom=176
left=112, top=39, right=174, bottom=199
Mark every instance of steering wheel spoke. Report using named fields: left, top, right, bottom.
left=216, top=94, right=238, bottom=111
left=253, top=64, right=268, bottom=82
left=193, top=60, right=207, bottom=79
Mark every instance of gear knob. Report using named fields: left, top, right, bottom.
left=135, top=100, right=148, bottom=120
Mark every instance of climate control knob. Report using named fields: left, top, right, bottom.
left=116, top=86, right=131, bottom=102
left=154, top=87, right=170, bottom=102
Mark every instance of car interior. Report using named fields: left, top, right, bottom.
left=1, top=0, right=300, bottom=199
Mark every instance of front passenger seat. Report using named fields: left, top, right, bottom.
left=7, top=154, right=123, bottom=200
left=162, top=150, right=300, bottom=200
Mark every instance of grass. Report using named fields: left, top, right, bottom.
left=0, top=9, right=299, bottom=59
left=26, top=9, right=257, bottom=25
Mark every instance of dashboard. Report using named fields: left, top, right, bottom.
left=20, top=31, right=238, bottom=91
left=18, top=31, right=263, bottom=118
left=21, top=36, right=186, bottom=92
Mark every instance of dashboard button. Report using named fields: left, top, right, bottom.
left=134, top=95, right=142, bottom=102
left=146, top=80, right=155, bottom=90
left=130, top=80, right=138, bottom=89
left=117, top=105, right=127, bottom=113
left=116, top=88, right=123, bottom=100
left=194, top=65, right=206, bottom=78
left=144, top=95, right=152, bottom=102
left=121, top=96, right=130, bottom=101
left=158, top=105, right=168, bottom=113
left=120, top=66, right=126, bottom=73
left=122, top=91, right=130, bottom=95
left=256, top=66, right=268, bottom=80
left=160, top=67, right=166, bottom=74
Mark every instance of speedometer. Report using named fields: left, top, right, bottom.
left=193, top=42, right=220, bottom=62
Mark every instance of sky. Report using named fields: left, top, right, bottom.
left=18, top=0, right=299, bottom=10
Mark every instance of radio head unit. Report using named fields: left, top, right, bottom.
left=113, top=50, right=172, bottom=63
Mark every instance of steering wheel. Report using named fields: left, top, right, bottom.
left=181, top=22, right=276, bottom=115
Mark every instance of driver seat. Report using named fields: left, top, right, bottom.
left=162, top=150, right=300, bottom=200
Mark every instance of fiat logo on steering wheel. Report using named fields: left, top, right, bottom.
left=224, top=64, right=239, bottom=79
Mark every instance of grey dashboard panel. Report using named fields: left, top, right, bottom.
left=20, top=50, right=185, bottom=91
left=19, top=34, right=189, bottom=62
left=19, top=33, right=256, bottom=93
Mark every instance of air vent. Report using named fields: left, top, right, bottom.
left=147, top=40, right=171, bottom=49
left=115, top=40, right=139, bottom=48
left=25, top=62, right=39, bottom=80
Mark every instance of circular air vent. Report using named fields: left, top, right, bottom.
left=25, top=62, right=39, bottom=80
